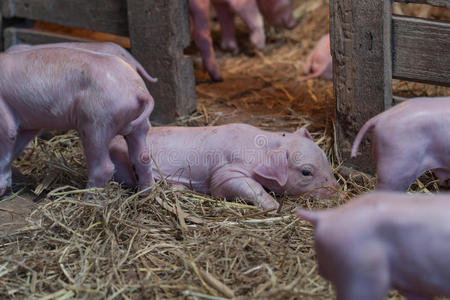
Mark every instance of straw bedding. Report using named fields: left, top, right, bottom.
left=1, top=0, right=449, bottom=299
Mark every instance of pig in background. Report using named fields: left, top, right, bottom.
left=6, top=42, right=158, bottom=84
left=189, top=0, right=296, bottom=81
left=352, top=97, right=450, bottom=191
left=299, top=33, right=332, bottom=81
left=110, top=124, right=339, bottom=211
left=296, top=191, right=450, bottom=300
left=0, top=47, right=155, bottom=196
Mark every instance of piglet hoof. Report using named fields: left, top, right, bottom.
left=209, top=70, right=223, bottom=82
left=250, top=33, right=265, bottom=51
left=220, top=40, right=240, bottom=54
left=82, top=192, right=107, bottom=207
left=259, top=199, right=280, bottom=213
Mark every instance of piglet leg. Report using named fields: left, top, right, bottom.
left=211, top=170, right=279, bottom=210
left=189, top=0, right=223, bottom=82
left=0, top=101, right=15, bottom=196
left=213, top=2, right=240, bottom=53
left=375, top=155, right=426, bottom=191
left=13, top=129, right=40, bottom=158
left=79, top=126, right=116, bottom=189
left=109, top=135, right=137, bottom=187
left=228, top=0, right=265, bottom=50
left=124, top=120, right=154, bottom=191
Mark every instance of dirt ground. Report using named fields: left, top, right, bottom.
left=1, top=0, right=450, bottom=299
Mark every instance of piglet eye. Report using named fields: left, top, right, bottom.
left=302, top=169, right=313, bottom=176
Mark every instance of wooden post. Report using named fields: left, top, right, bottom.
left=0, top=12, right=3, bottom=51
left=126, top=0, right=197, bottom=124
left=330, top=0, right=392, bottom=173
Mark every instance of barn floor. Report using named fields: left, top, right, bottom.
left=1, top=0, right=450, bottom=299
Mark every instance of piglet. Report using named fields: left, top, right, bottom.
left=257, top=0, right=297, bottom=29
left=6, top=42, right=158, bottom=84
left=299, top=34, right=332, bottom=82
left=352, top=97, right=450, bottom=191
left=0, top=47, right=155, bottom=196
left=189, top=0, right=295, bottom=81
left=110, top=124, right=339, bottom=210
left=296, top=191, right=450, bottom=300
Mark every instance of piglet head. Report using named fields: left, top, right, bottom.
left=254, top=128, right=339, bottom=198
left=257, top=0, right=297, bottom=29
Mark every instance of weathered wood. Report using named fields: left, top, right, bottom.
left=393, top=0, right=450, bottom=9
left=392, top=15, right=450, bottom=87
left=126, top=0, right=197, bottom=124
left=3, top=27, right=94, bottom=49
left=0, top=11, right=3, bottom=51
left=2, top=0, right=128, bottom=36
left=331, top=0, right=392, bottom=173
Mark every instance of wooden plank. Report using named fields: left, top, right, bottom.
left=3, top=27, right=95, bottom=50
left=393, top=0, right=450, bottom=8
left=392, top=15, right=450, bottom=86
left=2, top=0, right=128, bottom=36
left=126, top=0, right=197, bottom=124
left=331, top=0, right=392, bottom=173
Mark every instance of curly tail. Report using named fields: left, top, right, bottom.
left=136, top=65, right=158, bottom=83
left=351, top=115, right=380, bottom=158
left=122, top=92, right=154, bottom=135
left=295, top=208, right=320, bottom=226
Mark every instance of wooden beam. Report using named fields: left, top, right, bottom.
left=393, top=0, right=450, bottom=8
left=331, top=0, right=392, bottom=173
left=3, top=27, right=94, bottom=49
left=392, top=15, right=450, bottom=87
left=126, top=0, right=197, bottom=124
left=2, top=0, right=128, bottom=36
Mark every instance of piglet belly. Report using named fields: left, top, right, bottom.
left=150, top=164, right=211, bottom=194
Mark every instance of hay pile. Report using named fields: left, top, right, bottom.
left=1, top=0, right=449, bottom=299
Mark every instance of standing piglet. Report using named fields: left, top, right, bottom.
left=109, top=124, right=339, bottom=210
left=299, top=34, right=332, bottom=81
left=352, top=97, right=450, bottom=191
left=6, top=42, right=158, bottom=83
left=296, top=192, right=450, bottom=300
left=0, top=48, right=155, bottom=196
left=213, top=0, right=296, bottom=53
left=189, top=0, right=296, bottom=81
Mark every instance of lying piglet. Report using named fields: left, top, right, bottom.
left=110, top=124, right=339, bottom=210
left=6, top=42, right=158, bottom=83
left=0, top=47, right=155, bottom=196
left=296, top=191, right=450, bottom=300
left=299, top=34, right=332, bottom=82
left=352, top=97, right=450, bottom=191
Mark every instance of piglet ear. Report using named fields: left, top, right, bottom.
left=295, top=128, right=313, bottom=140
left=254, top=149, right=288, bottom=186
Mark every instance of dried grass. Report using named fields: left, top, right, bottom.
left=1, top=0, right=449, bottom=299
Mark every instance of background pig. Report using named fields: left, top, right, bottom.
left=352, top=97, right=450, bottom=191
left=212, top=0, right=265, bottom=54
left=110, top=124, right=338, bottom=210
left=189, top=0, right=295, bottom=81
left=296, top=192, right=450, bottom=300
left=6, top=42, right=158, bottom=84
left=189, top=0, right=224, bottom=81
left=299, top=34, right=332, bottom=81
left=0, top=48, right=155, bottom=196
left=257, top=0, right=297, bottom=29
